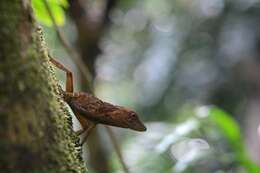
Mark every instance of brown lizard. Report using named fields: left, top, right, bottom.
left=49, top=56, right=146, bottom=145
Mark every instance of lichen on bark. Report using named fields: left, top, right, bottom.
left=0, top=1, right=87, bottom=173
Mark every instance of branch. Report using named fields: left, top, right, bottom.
left=103, top=0, right=116, bottom=26
left=106, top=127, right=130, bottom=173
left=42, top=0, right=93, bottom=93
left=42, top=1, right=131, bottom=173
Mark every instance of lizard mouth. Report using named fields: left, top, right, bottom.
left=136, top=125, right=147, bottom=131
left=129, top=121, right=147, bottom=132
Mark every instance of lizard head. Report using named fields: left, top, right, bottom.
left=101, top=105, right=147, bottom=132
left=125, top=111, right=146, bottom=132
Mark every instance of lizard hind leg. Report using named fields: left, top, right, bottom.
left=80, top=123, right=96, bottom=146
left=75, top=127, right=87, bottom=136
left=75, top=111, right=96, bottom=145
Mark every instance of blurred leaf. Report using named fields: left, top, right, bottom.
left=156, top=119, right=199, bottom=153
left=209, top=106, right=260, bottom=173
left=57, top=0, right=68, bottom=7
left=32, top=0, right=68, bottom=26
left=209, top=107, right=242, bottom=149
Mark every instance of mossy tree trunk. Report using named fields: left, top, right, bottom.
left=0, top=1, right=87, bottom=173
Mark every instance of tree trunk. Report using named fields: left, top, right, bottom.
left=0, top=1, right=87, bottom=173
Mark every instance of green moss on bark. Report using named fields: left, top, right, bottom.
left=0, top=1, right=87, bottom=173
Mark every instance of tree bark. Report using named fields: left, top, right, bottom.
left=0, top=1, right=87, bottom=173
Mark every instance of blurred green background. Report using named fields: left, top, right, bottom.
left=33, top=0, right=260, bottom=172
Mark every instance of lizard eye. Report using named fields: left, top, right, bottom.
left=126, top=111, right=146, bottom=131
left=127, top=112, right=136, bottom=122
